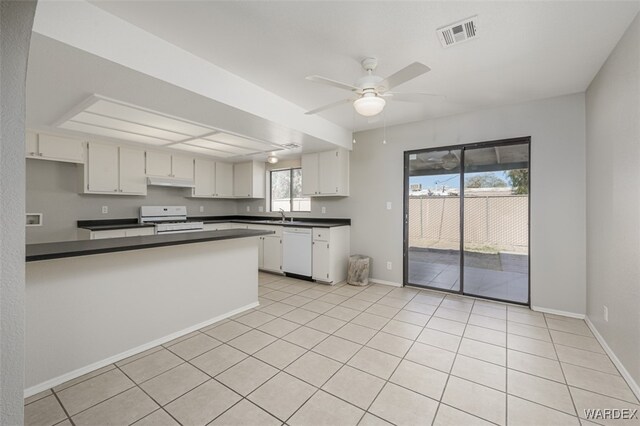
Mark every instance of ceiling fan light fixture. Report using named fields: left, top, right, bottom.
left=267, top=155, right=279, bottom=164
left=442, top=151, right=459, bottom=170
left=353, top=93, right=386, bottom=117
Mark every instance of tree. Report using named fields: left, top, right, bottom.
left=465, top=173, right=507, bottom=188
left=506, top=169, right=529, bottom=194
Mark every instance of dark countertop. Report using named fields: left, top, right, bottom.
left=78, top=216, right=350, bottom=231
left=26, top=229, right=274, bottom=262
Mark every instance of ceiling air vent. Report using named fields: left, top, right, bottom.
left=437, top=15, right=478, bottom=48
left=281, top=143, right=301, bottom=149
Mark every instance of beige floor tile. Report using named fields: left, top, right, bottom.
left=387, top=287, right=420, bottom=301
left=458, top=338, right=506, bottom=366
left=248, top=372, right=316, bottom=421
left=405, top=341, right=456, bottom=373
left=132, top=409, right=180, bottom=426
left=263, top=280, right=292, bottom=290
left=322, top=365, right=385, bottom=410
left=162, top=331, right=201, bottom=348
left=285, top=351, right=342, bottom=387
left=365, top=304, right=401, bottom=319
left=140, top=363, right=208, bottom=406
left=550, top=330, right=605, bottom=353
left=227, top=329, right=277, bottom=354
left=546, top=318, right=592, bottom=337
left=440, top=298, right=474, bottom=312
left=71, top=387, right=158, bottom=426
left=350, top=312, right=390, bottom=330
left=416, top=328, right=462, bottom=352
left=389, top=359, right=448, bottom=400
left=253, top=339, right=307, bottom=369
left=283, top=326, right=329, bottom=349
left=299, top=288, right=329, bottom=299
left=508, top=323, right=552, bottom=342
left=452, top=354, right=506, bottom=391
left=325, top=305, right=361, bottom=322
left=318, top=293, right=350, bottom=305
left=472, top=304, right=507, bottom=320
left=434, top=307, right=471, bottom=323
left=370, top=382, right=439, bottom=426
left=413, top=292, right=445, bottom=306
left=469, top=313, right=507, bottom=332
left=53, top=365, right=117, bottom=393
left=442, top=376, right=506, bottom=425
left=257, top=297, right=275, bottom=308
left=210, top=399, right=281, bottom=425
left=257, top=317, right=301, bottom=338
left=507, top=333, right=558, bottom=359
left=306, top=315, right=347, bottom=334
left=426, top=317, right=467, bottom=336
left=334, top=322, right=378, bottom=344
left=366, top=331, right=413, bottom=357
left=380, top=319, right=422, bottom=340
left=166, top=333, right=221, bottom=360
left=347, top=347, right=401, bottom=380
left=404, top=301, right=438, bottom=316
left=190, top=344, right=247, bottom=377
left=465, top=324, right=506, bottom=346
left=280, top=295, right=315, bottom=308
left=508, top=395, right=581, bottom=426
left=508, top=311, right=548, bottom=327
left=570, top=387, right=640, bottom=426
left=57, top=368, right=135, bottom=416
left=24, top=389, right=52, bottom=406
left=555, top=345, right=618, bottom=374
left=215, top=357, right=278, bottom=396
left=507, top=369, right=575, bottom=415
left=302, top=299, right=336, bottom=314
left=508, top=349, right=565, bottom=382
left=359, top=413, right=394, bottom=425
left=333, top=285, right=365, bottom=297
left=340, top=298, right=374, bottom=311
left=281, top=307, right=320, bottom=324
left=234, top=310, right=277, bottom=328
left=25, top=395, right=67, bottom=426
left=562, top=363, right=637, bottom=403
left=393, top=309, right=430, bottom=326
left=115, top=347, right=163, bottom=368
left=313, top=335, right=362, bottom=363
left=289, top=390, right=364, bottom=426
left=165, top=379, right=241, bottom=425
left=257, top=301, right=296, bottom=317
left=204, top=321, right=252, bottom=342
left=119, top=349, right=184, bottom=384
left=376, top=296, right=409, bottom=309
left=262, top=290, right=294, bottom=301
left=433, top=404, right=494, bottom=425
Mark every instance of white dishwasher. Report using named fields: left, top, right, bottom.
left=282, top=227, right=312, bottom=277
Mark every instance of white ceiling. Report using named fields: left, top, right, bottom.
left=91, top=1, right=639, bottom=131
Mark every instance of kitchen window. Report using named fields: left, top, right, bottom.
left=270, top=168, right=310, bottom=212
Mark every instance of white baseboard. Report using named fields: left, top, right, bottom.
left=24, top=301, right=258, bottom=398
left=585, top=316, right=640, bottom=401
left=369, top=278, right=402, bottom=287
left=530, top=305, right=585, bottom=319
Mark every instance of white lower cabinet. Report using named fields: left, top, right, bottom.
left=78, top=227, right=155, bottom=240
left=262, top=235, right=283, bottom=273
left=202, top=222, right=232, bottom=231
left=312, top=226, right=350, bottom=284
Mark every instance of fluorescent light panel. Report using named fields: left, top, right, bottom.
left=70, top=112, right=187, bottom=142
left=59, top=121, right=169, bottom=145
left=205, top=133, right=278, bottom=151
left=170, top=143, right=236, bottom=157
left=185, top=138, right=256, bottom=155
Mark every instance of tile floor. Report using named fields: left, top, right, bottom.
left=25, top=273, right=639, bottom=426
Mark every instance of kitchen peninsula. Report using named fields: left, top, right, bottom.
left=24, top=228, right=273, bottom=395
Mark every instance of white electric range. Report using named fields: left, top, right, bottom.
left=139, top=206, right=204, bottom=234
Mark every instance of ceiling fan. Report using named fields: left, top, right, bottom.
left=305, top=57, right=437, bottom=117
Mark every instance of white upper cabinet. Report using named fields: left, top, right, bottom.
left=233, top=161, right=265, bottom=198
left=26, top=132, right=84, bottom=164
left=83, top=141, right=147, bottom=195
left=146, top=151, right=193, bottom=179
left=302, top=148, right=349, bottom=196
left=193, top=158, right=215, bottom=197
left=215, top=162, right=234, bottom=197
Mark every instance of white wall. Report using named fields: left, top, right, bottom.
left=586, top=13, right=640, bottom=389
left=0, top=2, right=36, bottom=424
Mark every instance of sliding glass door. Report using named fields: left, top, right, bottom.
left=404, top=138, right=530, bottom=305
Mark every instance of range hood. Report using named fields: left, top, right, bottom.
left=146, top=176, right=195, bottom=188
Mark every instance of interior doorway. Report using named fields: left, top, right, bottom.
left=403, top=137, right=530, bottom=305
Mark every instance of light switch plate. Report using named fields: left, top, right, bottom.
left=386, top=202, right=392, bottom=210
left=102, top=206, right=108, bottom=214
left=199, top=206, right=204, bottom=213
left=259, top=206, right=264, bottom=212
left=322, top=206, right=326, bottom=214
left=246, top=206, right=250, bottom=212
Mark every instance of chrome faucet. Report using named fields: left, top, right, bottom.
left=279, top=208, right=286, bottom=222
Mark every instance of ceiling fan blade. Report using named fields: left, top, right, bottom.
left=383, top=92, right=444, bottom=103
left=305, top=75, right=360, bottom=92
left=380, top=62, right=431, bottom=91
left=305, top=98, right=353, bottom=115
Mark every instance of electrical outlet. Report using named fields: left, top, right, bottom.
left=322, top=206, right=326, bottom=214
left=101, top=206, right=108, bottom=214
left=603, top=305, right=609, bottom=322
left=199, top=206, right=204, bottom=213
left=258, top=206, right=264, bottom=212
left=386, top=201, right=392, bottom=210
left=386, top=261, right=392, bottom=270
left=246, top=205, right=250, bottom=212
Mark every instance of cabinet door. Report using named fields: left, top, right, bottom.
left=214, top=162, right=234, bottom=197
left=318, top=150, right=339, bottom=195
left=312, top=240, right=331, bottom=281
left=258, top=237, right=265, bottom=269
left=172, top=155, right=194, bottom=179
left=26, top=132, right=38, bottom=157
left=263, top=235, right=282, bottom=272
left=91, top=229, right=127, bottom=239
left=233, top=162, right=252, bottom=197
left=146, top=151, right=172, bottom=176
left=38, top=134, right=84, bottom=163
left=119, top=147, right=147, bottom=194
left=124, top=228, right=155, bottom=237
left=193, top=158, right=215, bottom=197
left=87, top=142, right=119, bottom=193
left=301, top=153, right=319, bottom=195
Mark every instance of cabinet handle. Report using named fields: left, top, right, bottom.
left=29, top=152, right=35, bottom=156
left=38, top=153, right=43, bottom=157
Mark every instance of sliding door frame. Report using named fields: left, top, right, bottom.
left=403, top=136, right=531, bottom=306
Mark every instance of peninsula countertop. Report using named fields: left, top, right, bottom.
left=26, top=228, right=273, bottom=262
